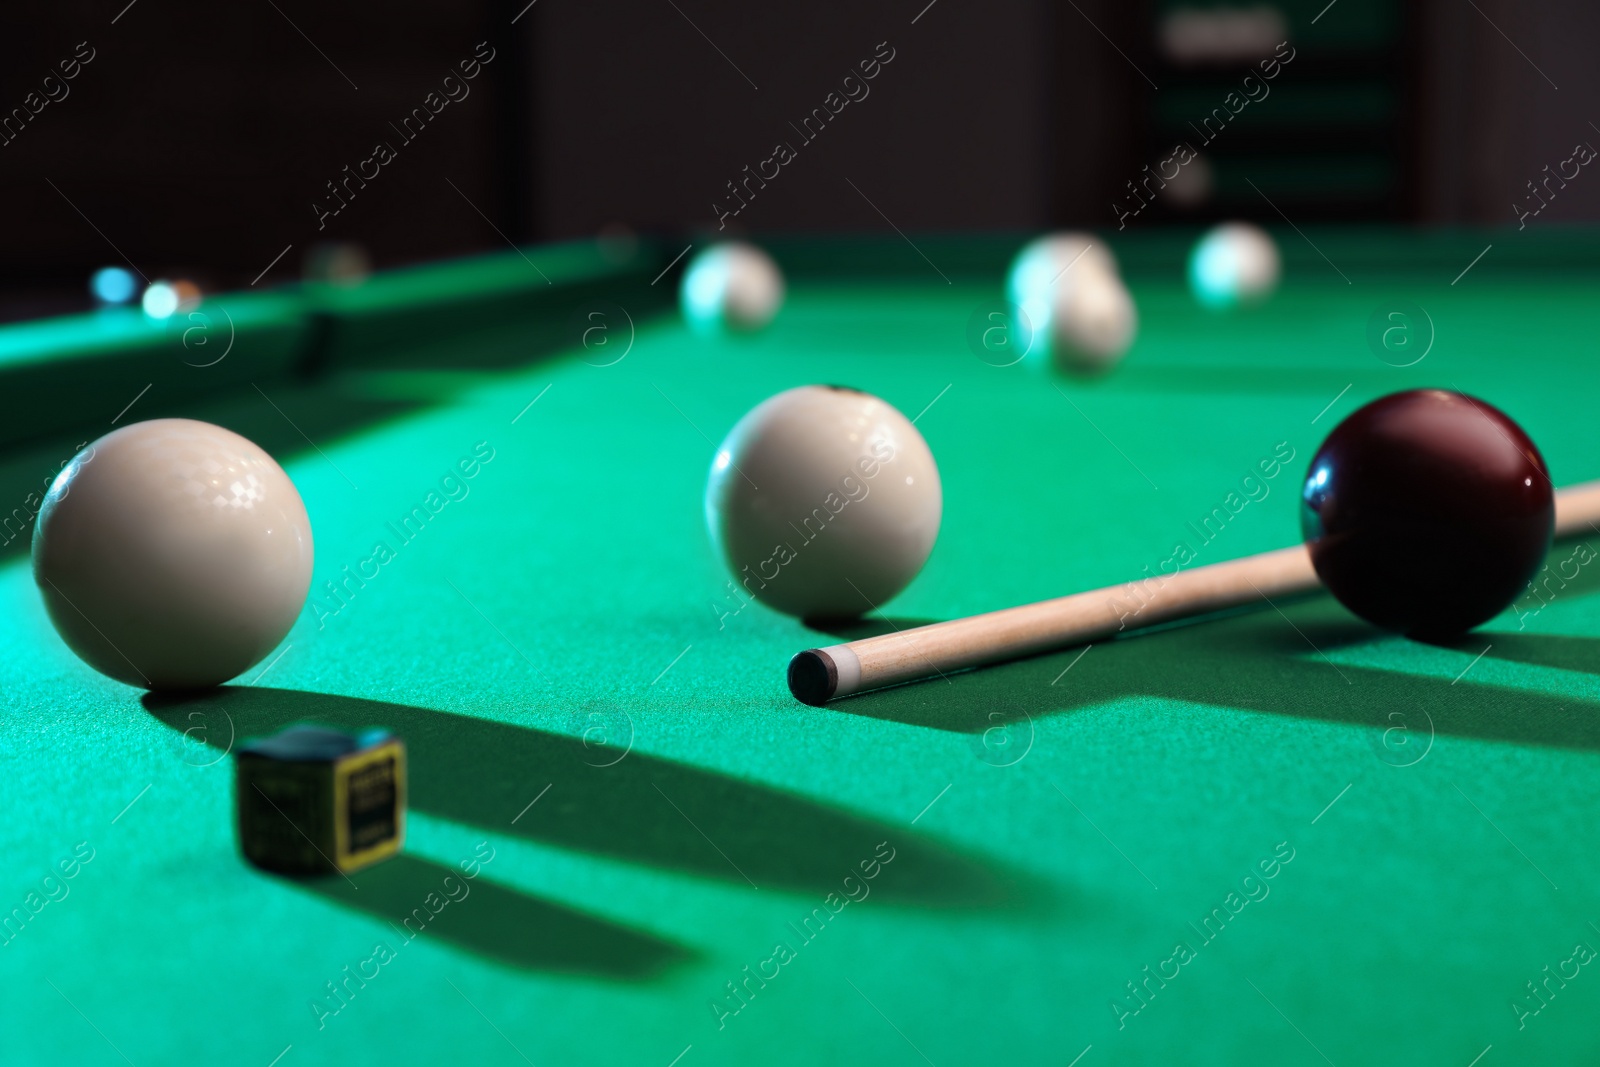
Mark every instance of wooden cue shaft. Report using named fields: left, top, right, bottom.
left=786, top=479, right=1600, bottom=707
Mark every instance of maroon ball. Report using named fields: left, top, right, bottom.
left=1301, top=389, right=1553, bottom=640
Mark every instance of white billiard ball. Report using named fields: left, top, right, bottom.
left=680, top=242, right=785, bottom=335
left=1189, top=221, right=1280, bottom=309
left=706, top=385, right=941, bottom=620
left=1031, top=269, right=1138, bottom=375
left=1006, top=231, right=1119, bottom=311
left=33, top=419, right=314, bottom=690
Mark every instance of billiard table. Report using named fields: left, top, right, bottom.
left=4, top=228, right=1600, bottom=1066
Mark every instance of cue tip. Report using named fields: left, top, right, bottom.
left=787, top=649, right=837, bottom=706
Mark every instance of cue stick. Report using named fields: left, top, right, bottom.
left=786, top=479, right=1600, bottom=706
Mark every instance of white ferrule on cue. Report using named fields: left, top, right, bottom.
left=787, top=479, right=1600, bottom=706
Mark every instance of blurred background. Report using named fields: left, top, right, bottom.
left=2, top=0, right=1597, bottom=314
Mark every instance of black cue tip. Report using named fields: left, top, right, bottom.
left=787, top=649, right=837, bottom=706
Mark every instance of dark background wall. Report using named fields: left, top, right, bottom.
left=0, top=0, right=1595, bottom=295
left=532, top=0, right=1059, bottom=236
left=0, top=1, right=517, bottom=291
left=1415, top=0, right=1600, bottom=227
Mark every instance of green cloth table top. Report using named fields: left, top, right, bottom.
left=3, top=231, right=1600, bottom=1065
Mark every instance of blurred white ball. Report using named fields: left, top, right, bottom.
left=303, top=242, right=372, bottom=287
left=681, top=242, right=785, bottom=335
left=1028, top=270, right=1138, bottom=375
left=141, top=281, right=180, bottom=320
left=1006, top=232, right=1118, bottom=310
left=1189, top=222, right=1280, bottom=309
left=1163, top=153, right=1214, bottom=209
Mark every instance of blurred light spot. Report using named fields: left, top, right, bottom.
left=142, top=282, right=179, bottom=319
left=91, top=266, right=137, bottom=306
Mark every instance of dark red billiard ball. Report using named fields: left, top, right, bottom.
left=1301, top=388, right=1554, bottom=640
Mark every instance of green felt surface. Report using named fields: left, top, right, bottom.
left=0, top=293, right=309, bottom=450
left=5, top=233, right=1600, bottom=1066
left=0, top=240, right=669, bottom=453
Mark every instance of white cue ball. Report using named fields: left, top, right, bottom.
left=680, top=242, right=785, bottom=335
left=1006, top=231, right=1119, bottom=311
left=33, top=418, right=313, bottom=690
left=1189, top=221, right=1280, bottom=309
left=1032, top=269, right=1138, bottom=376
left=706, top=385, right=941, bottom=620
